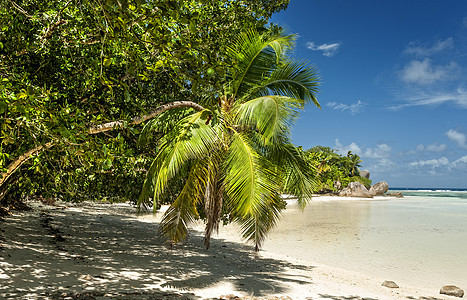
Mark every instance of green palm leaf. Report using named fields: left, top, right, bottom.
left=223, top=131, right=261, bottom=216
left=158, top=160, right=207, bottom=244
left=270, top=143, right=318, bottom=209
left=138, top=110, right=219, bottom=211
left=236, top=96, right=300, bottom=144
left=223, top=130, right=283, bottom=249
left=244, top=60, right=321, bottom=109
left=227, top=30, right=295, bottom=99
left=236, top=190, right=283, bottom=251
left=223, top=130, right=279, bottom=214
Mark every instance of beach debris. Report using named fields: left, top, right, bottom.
left=381, top=280, right=399, bottom=288
left=339, top=182, right=373, bottom=198
left=369, top=181, right=389, bottom=196
left=440, top=285, right=464, bottom=298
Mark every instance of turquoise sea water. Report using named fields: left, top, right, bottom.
left=261, top=190, right=467, bottom=290
left=391, top=188, right=467, bottom=199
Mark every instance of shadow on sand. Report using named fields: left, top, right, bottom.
left=0, top=202, right=314, bottom=299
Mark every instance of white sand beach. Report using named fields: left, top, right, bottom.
left=0, top=199, right=462, bottom=299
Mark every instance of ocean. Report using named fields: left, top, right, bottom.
left=260, top=189, right=467, bottom=290
left=391, top=187, right=467, bottom=198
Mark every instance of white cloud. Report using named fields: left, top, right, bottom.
left=391, top=88, right=467, bottom=110
left=404, top=38, right=454, bottom=57
left=306, top=42, right=341, bottom=57
left=400, top=59, right=459, bottom=85
left=408, top=155, right=467, bottom=176
left=334, top=139, right=362, bottom=155
left=452, top=155, right=467, bottom=167
left=327, top=100, right=364, bottom=115
left=426, top=143, right=447, bottom=152
left=363, top=144, right=392, bottom=159
left=415, top=143, right=447, bottom=152
left=368, top=158, right=397, bottom=172
left=446, top=129, right=467, bottom=149
left=409, top=157, right=450, bottom=168
left=334, top=139, right=391, bottom=159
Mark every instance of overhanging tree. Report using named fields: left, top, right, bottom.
left=0, top=0, right=290, bottom=203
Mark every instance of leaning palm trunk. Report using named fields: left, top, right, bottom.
left=138, top=29, right=321, bottom=250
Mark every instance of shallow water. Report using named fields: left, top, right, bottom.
left=261, top=192, right=467, bottom=289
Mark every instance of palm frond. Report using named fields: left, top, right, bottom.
left=242, top=60, right=321, bottom=109
left=227, top=30, right=295, bottom=100
left=223, top=131, right=283, bottom=250
left=236, top=190, right=283, bottom=251
left=269, top=143, right=318, bottom=209
left=236, top=96, right=301, bottom=144
left=223, top=130, right=280, bottom=216
left=137, top=150, right=165, bottom=212
left=158, top=160, right=207, bottom=244
left=137, top=110, right=219, bottom=211
left=138, top=108, right=194, bottom=147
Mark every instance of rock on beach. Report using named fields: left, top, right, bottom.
left=381, top=280, right=399, bottom=288
left=440, top=285, right=464, bottom=298
left=369, top=181, right=389, bottom=196
left=338, top=182, right=373, bottom=198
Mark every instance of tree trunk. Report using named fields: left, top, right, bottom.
left=203, top=171, right=224, bottom=249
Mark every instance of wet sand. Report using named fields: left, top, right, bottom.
left=257, top=197, right=467, bottom=291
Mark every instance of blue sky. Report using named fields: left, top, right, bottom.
left=272, top=0, right=467, bottom=188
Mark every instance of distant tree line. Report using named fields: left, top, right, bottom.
left=300, top=146, right=371, bottom=194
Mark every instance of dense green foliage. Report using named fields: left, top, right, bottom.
left=0, top=0, right=289, bottom=204
left=137, top=30, right=320, bottom=250
left=301, top=146, right=371, bottom=193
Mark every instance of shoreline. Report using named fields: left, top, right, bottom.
left=0, top=200, right=458, bottom=299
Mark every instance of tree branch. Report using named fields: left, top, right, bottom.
left=41, top=0, right=72, bottom=41
left=0, top=142, right=54, bottom=187
left=1, top=101, right=205, bottom=190
left=7, top=0, right=33, bottom=18
left=89, top=100, right=205, bottom=134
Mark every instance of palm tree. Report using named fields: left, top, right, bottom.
left=137, top=30, right=321, bottom=251
left=346, top=151, right=362, bottom=177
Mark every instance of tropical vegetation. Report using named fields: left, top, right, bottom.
left=301, top=146, right=371, bottom=193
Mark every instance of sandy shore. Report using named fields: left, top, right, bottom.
left=0, top=199, right=456, bottom=299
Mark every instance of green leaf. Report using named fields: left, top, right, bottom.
left=0, top=101, right=7, bottom=113
left=189, top=21, right=196, bottom=32
left=16, top=92, right=28, bottom=99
